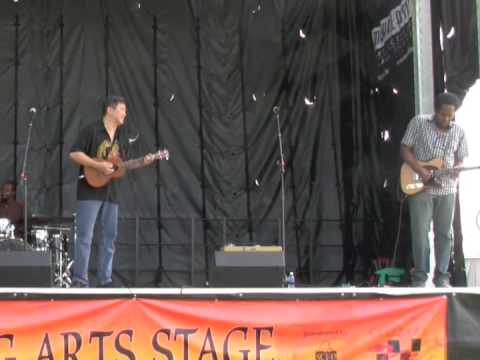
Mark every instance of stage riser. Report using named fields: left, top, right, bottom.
left=0, top=251, right=52, bottom=287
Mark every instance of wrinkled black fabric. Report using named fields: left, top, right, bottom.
left=359, top=0, right=417, bottom=273
left=433, top=0, right=479, bottom=100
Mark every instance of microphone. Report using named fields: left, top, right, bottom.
left=273, top=106, right=280, bottom=114
left=27, top=107, right=37, bottom=126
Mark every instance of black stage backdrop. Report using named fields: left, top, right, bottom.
left=0, top=0, right=477, bottom=287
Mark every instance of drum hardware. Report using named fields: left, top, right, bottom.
left=0, top=218, right=8, bottom=233
left=61, top=259, right=74, bottom=287
left=0, top=218, right=15, bottom=240
left=30, top=225, right=73, bottom=288
left=31, top=228, right=49, bottom=251
left=50, top=232, right=72, bottom=288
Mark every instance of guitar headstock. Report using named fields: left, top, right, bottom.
left=154, top=149, right=170, bottom=161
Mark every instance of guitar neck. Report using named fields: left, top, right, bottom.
left=114, top=150, right=167, bottom=171
left=117, top=157, right=146, bottom=171
left=436, top=165, right=480, bottom=176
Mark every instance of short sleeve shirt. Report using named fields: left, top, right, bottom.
left=401, top=114, right=468, bottom=195
left=70, top=121, right=124, bottom=202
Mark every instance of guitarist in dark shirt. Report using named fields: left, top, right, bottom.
left=69, top=95, right=155, bottom=287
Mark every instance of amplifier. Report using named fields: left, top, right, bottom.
left=211, top=248, right=285, bottom=287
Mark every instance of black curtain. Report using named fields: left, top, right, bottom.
left=432, top=0, right=479, bottom=100
left=1, top=0, right=476, bottom=287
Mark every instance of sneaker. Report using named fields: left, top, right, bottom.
left=71, top=280, right=88, bottom=288
left=97, top=281, right=115, bottom=288
left=411, top=281, right=426, bottom=288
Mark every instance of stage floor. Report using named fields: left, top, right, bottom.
left=0, top=286, right=479, bottom=298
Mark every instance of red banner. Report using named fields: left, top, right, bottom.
left=0, top=296, right=446, bottom=359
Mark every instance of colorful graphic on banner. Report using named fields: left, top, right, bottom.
left=0, top=296, right=446, bottom=359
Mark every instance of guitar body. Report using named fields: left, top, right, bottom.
left=400, top=158, right=443, bottom=196
left=84, top=155, right=126, bottom=188
left=83, top=149, right=169, bottom=188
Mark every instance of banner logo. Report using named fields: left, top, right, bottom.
left=371, top=0, right=413, bottom=80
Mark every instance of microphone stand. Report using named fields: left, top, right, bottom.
left=123, top=124, right=143, bottom=286
left=273, top=106, right=287, bottom=273
left=20, top=108, right=36, bottom=250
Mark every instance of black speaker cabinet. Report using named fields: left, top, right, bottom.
left=212, top=248, right=285, bottom=287
left=0, top=251, right=52, bottom=287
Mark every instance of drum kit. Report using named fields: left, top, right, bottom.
left=0, top=216, right=74, bottom=287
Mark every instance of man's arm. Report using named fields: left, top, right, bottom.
left=69, top=152, right=114, bottom=175
left=451, top=160, right=464, bottom=178
left=453, top=131, right=468, bottom=174
left=400, top=144, right=432, bottom=183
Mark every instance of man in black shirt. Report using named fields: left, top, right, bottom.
left=69, top=95, right=154, bottom=287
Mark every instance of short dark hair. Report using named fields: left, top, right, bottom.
left=103, top=95, right=126, bottom=115
left=434, top=92, right=459, bottom=111
left=2, top=180, right=15, bottom=189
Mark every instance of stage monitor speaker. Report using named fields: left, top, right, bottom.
left=0, top=251, right=52, bottom=287
left=212, top=247, right=285, bottom=287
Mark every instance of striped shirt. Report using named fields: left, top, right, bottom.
left=401, top=114, right=468, bottom=195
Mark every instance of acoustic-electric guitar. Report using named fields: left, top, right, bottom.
left=400, top=158, right=480, bottom=196
left=84, top=149, right=169, bottom=188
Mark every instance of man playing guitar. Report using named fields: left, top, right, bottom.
left=69, top=95, right=157, bottom=287
left=400, top=92, right=468, bottom=288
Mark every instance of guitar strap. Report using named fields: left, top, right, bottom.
left=103, top=133, right=120, bottom=199
left=104, top=144, right=113, bottom=159
left=436, top=126, right=453, bottom=172
left=442, top=134, right=451, bottom=166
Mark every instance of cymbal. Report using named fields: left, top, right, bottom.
left=31, top=225, right=71, bottom=232
left=31, top=215, right=74, bottom=224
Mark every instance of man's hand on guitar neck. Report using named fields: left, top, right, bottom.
left=451, top=162, right=464, bottom=179
left=143, top=153, right=156, bottom=166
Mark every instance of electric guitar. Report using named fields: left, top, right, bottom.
left=400, top=158, right=480, bottom=196
left=84, top=149, right=169, bottom=188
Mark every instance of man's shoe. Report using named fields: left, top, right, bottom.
left=97, top=281, right=115, bottom=288
left=411, top=281, right=426, bottom=288
left=71, top=280, right=88, bottom=288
